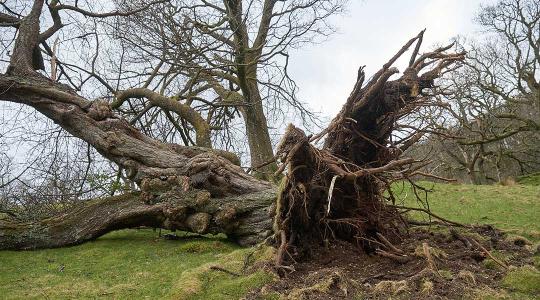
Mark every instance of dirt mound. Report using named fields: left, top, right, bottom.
left=248, top=225, right=537, bottom=299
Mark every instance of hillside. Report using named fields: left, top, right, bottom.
left=1, top=182, right=539, bottom=299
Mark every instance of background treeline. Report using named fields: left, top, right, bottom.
left=407, top=0, right=540, bottom=184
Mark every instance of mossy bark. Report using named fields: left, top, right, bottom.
left=0, top=188, right=275, bottom=250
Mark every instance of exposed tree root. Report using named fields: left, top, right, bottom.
left=1, top=27, right=465, bottom=262
left=252, top=225, right=534, bottom=300
left=273, top=31, right=465, bottom=266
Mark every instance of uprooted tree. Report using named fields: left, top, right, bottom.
left=0, top=0, right=464, bottom=266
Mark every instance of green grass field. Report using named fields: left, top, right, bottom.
left=393, top=180, right=540, bottom=240
left=0, top=231, right=274, bottom=299
left=1, top=181, right=539, bottom=299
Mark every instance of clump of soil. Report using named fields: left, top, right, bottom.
left=248, top=225, right=537, bottom=299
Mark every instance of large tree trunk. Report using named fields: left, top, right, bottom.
left=0, top=0, right=278, bottom=250
left=0, top=71, right=277, bottom=249
left=243, top=80, right=277, bottom=178
left=0, top=189, right=275, bottom=250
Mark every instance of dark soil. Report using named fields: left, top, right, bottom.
left=248, top=225, right=536, bottom=299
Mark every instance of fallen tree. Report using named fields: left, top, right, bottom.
left=0, top=0, right=464, bottom=259
left=273, top=31, right=465, bottom=265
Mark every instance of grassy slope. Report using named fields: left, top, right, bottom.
left=0, top=231, right=274, bottom=299
left=392, top=181, right=540, bottom=240
left=0, top=181, right=539, bottom=299
left=394, top=181, right=540, bottom=299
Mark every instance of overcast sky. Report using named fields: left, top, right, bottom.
left=288, top=0, right=496, bottom=118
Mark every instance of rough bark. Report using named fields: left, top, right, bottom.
left=113, top=88, right=212, bottom=148
left=226, top=0, right=278, bottom=178
left=0, top=188, right=275, bottom=250
left=242, top=79, right=277, bottom=178
left=0, top=73, right=276, bottom=249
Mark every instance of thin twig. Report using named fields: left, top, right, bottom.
left=469, top=238, right=508, bottom=269
left=376, top=249, right=412, bottom=264
left=376, top=232, right=404, bottom=254
left=391, top=205, right=470, bottom=228
left=209, top=266, right=241, bottom=277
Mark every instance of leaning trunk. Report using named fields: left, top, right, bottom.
left=0, top=189, right=275, bottom=250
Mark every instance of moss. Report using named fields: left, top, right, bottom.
left=533, top=243, right=540, bottom=255
left=502, top=229, right=540, bottom=242
left=483, top=260, right=499, bottom=270
left=287, top=272, right=342, bottom=299
left=273, top=176, right=288, bottom=234
left=185, top=212, right=211, bottom=234
left=505, top=235, right=532, bottom=247
left=178, top=241, right=226, bottom=253
left=533, top=256, right=540, bottom=268
left=169, top=266, right=206, bottom=298
left=373, top=280, right=409, bottom=295
left=502, top=265, right=540, bottom=295
left=169, top=246, right=276, bottom=299
left=458, top=270, right=476, bottom=285
left=254, top=245, right=277, bottom=262
left=170, top=265, right=274, bottom=300
left=483, top=251, right=512, bottom=270
left=201, top=271, right=273, bottom=299
left=438, top=269, right=454, bottom=280
left=420, top=280, right=434, bottom=295
left=466, top=287, right=510, bottom=299
left=258, top=288, right=281, bottom=300
left=195, top=191, right=211, bottom=206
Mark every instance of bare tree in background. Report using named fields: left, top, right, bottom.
left=459, top=0, right=539, bottom=144
left=109, top=0, right=346, bottom=178
left=408, top=0, right=540, bottom=184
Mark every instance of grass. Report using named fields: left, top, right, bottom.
left=391, top=181, right=540, bottom=240
left=1, top=181, right=539, bottom=299
left=517, top=172, right=540, bottom=186
left=0, top=230, right=274, bottom=299
left=502, top=265, right=540, bottom=295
